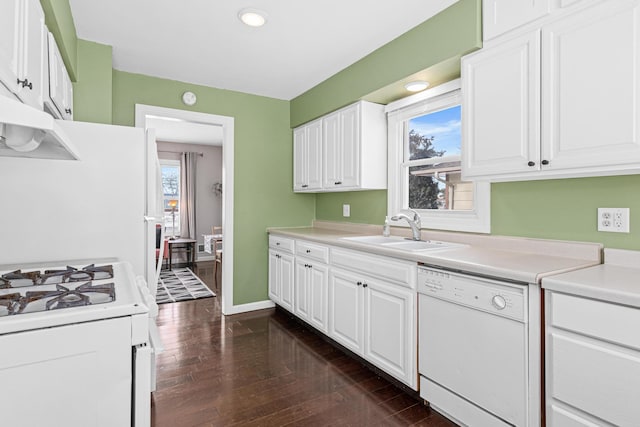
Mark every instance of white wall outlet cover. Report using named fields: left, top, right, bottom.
left=343, top=204, right=350, bottom=217
left=598, top=208, right=630, bottom=233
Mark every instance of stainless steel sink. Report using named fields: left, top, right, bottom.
left=341, top=235, right=462, bottom=252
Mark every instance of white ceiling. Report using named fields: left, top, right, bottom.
left=68, top=0, right=459, bottom=101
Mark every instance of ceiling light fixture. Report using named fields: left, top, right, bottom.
left=404, top=81, right=430, bottom=92
left=238, top=8, right=268, bottom=27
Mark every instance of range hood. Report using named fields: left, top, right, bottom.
left=0, top=95, right=79, bottom=160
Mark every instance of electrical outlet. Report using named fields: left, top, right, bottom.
left=342, top=204, right=350, bottom=217
left=597, top=208, right=630, bottom=233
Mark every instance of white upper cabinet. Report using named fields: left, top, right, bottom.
left=0, top=0, right=46, bottom=109
left=0, top=0, right=21, bottom=95
left=46, top=32, right=73, bottom=120
left=463, top=0, right=640, bottom=181
left=463, top=31, right=541, bottom=178
left=294, top=100, right=386, bottom=192
left=483, top=0, right=551, bottom=40
left=541, top=0, right=640, bottom=172
left=293, top=119, right=321, bottom=191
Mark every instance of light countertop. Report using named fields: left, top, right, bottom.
left=268, top=222, right=602, bottom=285
left=542, top=248, right=640, bottom=307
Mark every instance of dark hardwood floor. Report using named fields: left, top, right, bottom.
left=152, top=285, right=456, bottom=426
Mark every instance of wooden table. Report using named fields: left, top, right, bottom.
left=167, top=238, right=197, bottom=269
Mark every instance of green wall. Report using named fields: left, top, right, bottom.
left=290, top=0, right=482, bottom=127
left=111, top=71, right=315, bottom=305
left=492, top=176, right=640, bottom=250
left=73, top=40, right=113, bottom=124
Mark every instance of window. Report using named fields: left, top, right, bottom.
left=386, top=80, right=490, bottom=233
left=160, top=159, right=180, bottom=237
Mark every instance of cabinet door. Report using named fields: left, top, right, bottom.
left=340, top=104, right=360, bottom=188
left=48, top=32, right=67, bottom=118
left=279, top=252, right=295, bottom=312
left=484, top=0, right=551, bottom=40
left=308, top=262, right=328, bottom=333
left=364, top=278, right=415, bottom=387
left=61, top=64, right=73, bottom=120
left=293, top=127, right=307, bottom=191
left=462, top=31, right=541, bottom=179
left=542, top=0, right=640, bottom=171
left=268, top=250, right=281, bottom=303
left=322, top=111, right=342, bottom=188
left=17, top=0, right=45, bottom=109
left=306, top=120, right=322, bottom=190
left=0, top=0, right=21, bottom=96
left=294, top=259, right=310, bottom=321
left=328, top=268, right=364, bottom=355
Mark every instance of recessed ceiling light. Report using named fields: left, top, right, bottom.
left=238, top=8, right=268, bottom=27
left=404, top=81, right=430, bottom=92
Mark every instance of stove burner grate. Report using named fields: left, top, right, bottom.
left=18, top=282, right=116, bottom=314
left=0, top=264, right=114, bottom=288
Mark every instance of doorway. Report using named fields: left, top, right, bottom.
left=135, top=104, right=235, bottom=315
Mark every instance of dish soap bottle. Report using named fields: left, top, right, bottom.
left=383, top=216, right=391, bottom=237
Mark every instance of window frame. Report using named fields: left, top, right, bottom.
left=385, top=79, right=490, bottom=233
left=160, top=158, right=181, bottom=236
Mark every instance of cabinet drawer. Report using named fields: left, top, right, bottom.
left=330, top=247, right=416, bottom=288
left=268, top=235, right=295, bottom=253
left=296, top=240, right=329, bottom=263
left=548, top=332, right=640, bottom=426
left=549, top=292, right=640, bottom=350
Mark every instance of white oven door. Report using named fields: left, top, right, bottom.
left=0, top=317, right=133, bottom=426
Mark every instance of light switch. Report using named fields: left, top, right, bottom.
left=343, top=204, right=350, bottom=217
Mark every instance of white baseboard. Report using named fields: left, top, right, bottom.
left=223, top=299, right=275, bottom=315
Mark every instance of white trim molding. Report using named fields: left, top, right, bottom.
left=385, top=80, right=491, bottom=234
left=135, top=104, right=237, bottom=315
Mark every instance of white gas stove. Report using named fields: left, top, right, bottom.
left=0, top=260, right=156, bottom=427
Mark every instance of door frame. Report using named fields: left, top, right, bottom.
left=135, top=104, right=235, bottom=315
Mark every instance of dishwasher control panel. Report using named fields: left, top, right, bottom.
left=417, top=266, right=526, bottom=321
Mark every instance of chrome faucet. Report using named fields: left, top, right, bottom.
left=391, top=209, right=422, bottom=241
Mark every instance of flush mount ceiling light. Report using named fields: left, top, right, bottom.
left=404, top=81, right=430, bottom=92
left=238, top=8, right=268, bottom=27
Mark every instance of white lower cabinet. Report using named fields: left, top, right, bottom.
left=328, top=268, right=364, bottom=354
left=545, top=291, right=640, bottom=426
left=294, top=257, right=328, bottom=333
left=268, top=249, right=294, bottom=312
left=268, top=235, right=418, bottom=390
left=329, top=265, right=416, bottom=389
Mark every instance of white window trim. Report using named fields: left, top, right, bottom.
left=385, top=79, right=490, bottom=234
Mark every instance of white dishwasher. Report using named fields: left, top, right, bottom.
left=417, top=265, right=541, bottom=427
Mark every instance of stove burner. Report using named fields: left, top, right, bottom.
left=0, top=293, right=20, bottom=316
left=40, top=264, right=114, bottom=285
left=17, top=282, right=116, bottom=314
left=0, top=270, right=41, bottom=288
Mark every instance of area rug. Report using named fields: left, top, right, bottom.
left=156, top=268, right=216, bottom=304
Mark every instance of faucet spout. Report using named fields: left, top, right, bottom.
left=390, top=209, right=422, bottom=241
